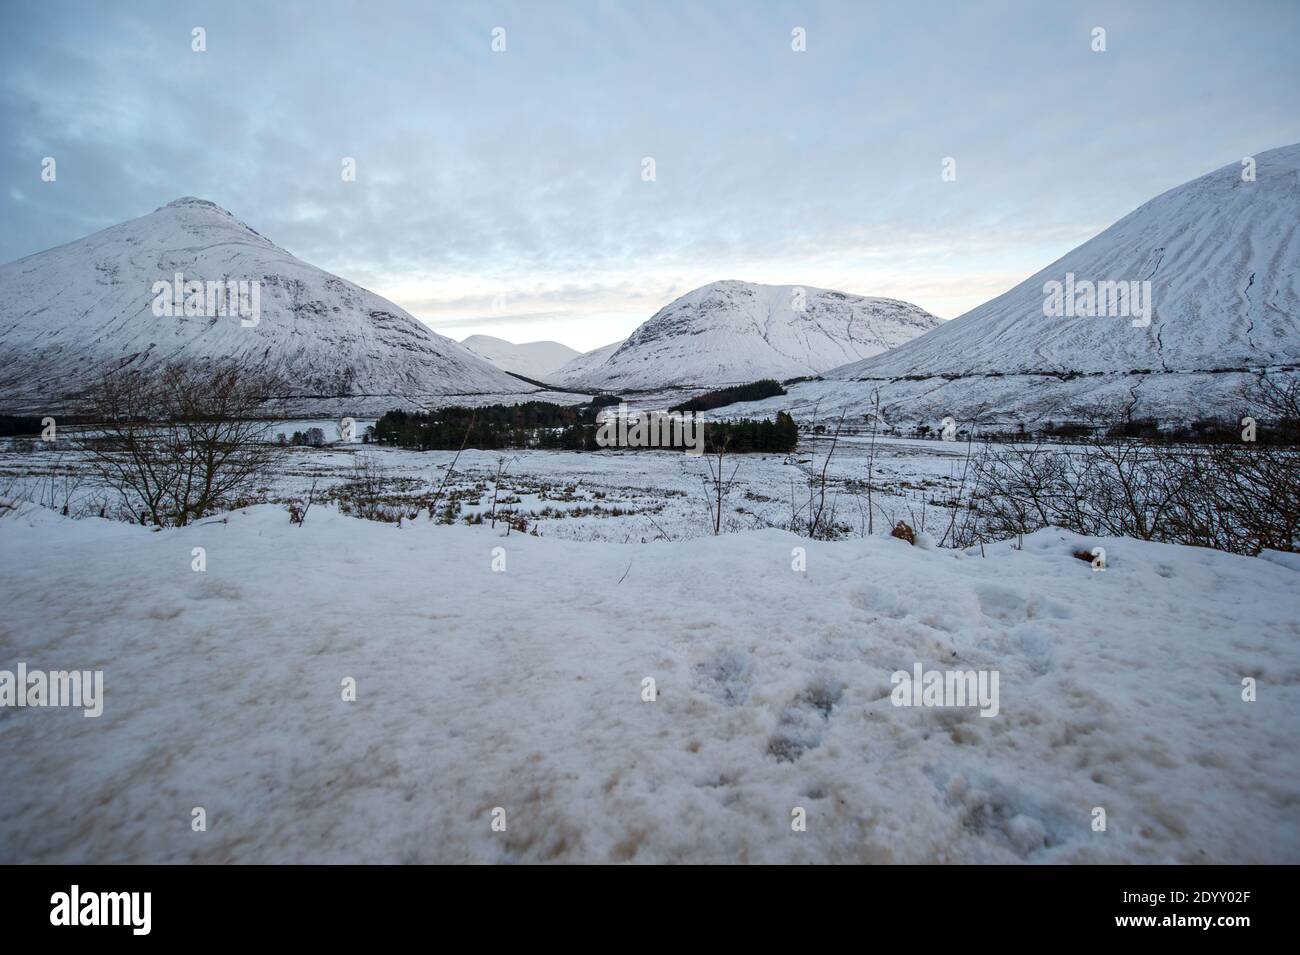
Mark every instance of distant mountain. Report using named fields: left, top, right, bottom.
left=461, top=334, right=580, bottom=381
left=735, top=145, right=1300, bottom=427
left=552, top=280, right=939, bottom=392
left=551, top=339, right=625, bottom=386
left=0, top=197, right=542, bottom=415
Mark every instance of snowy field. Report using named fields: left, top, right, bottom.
left=1, top=430, right=977, bottom=544
left=2, top=484, right=1299, bottom=863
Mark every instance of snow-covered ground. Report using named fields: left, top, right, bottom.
left=1, top=432, right=978, bottom=543
left=2, top=488, right=1298, bottom=863
left=3, top=429, right=1297, bottom=864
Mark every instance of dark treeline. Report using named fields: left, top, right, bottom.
left=670, top=379, right=786, bottom=413
left=705, top=412, right=799, bottom=453
left=974, top=413, right=1299, bottom=446
left=374, top=402, right=602, bottom=450
left=0, top=415, right=45, bottom=437
left=373, top=403, right=800, bottom=453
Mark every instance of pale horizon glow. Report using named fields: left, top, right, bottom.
left=377, top=265, right=1044, bottom=350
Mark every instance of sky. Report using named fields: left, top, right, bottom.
left=2, top=0, right=1299, bottom=352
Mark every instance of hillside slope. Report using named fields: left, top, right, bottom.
left=739, top=145, right=1300, bottom=427
left=461, top=334, right=580, bottom=381
left=0, top=198, right=543, bottom=415
left=555, top=281, right=939, bottom=391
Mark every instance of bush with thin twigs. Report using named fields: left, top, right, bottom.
left=75, top=362, right=284, bottom=527
left=948, top=375, right=1300, bottom=555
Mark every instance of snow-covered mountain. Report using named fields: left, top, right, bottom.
left=460, top=334, right=580, bottom=381
left=0, top=198, right=545, bottom=415
left=551, top=339, right=625, bottom=384
left=812, top=144, right=1300, bottom=425
left=727, top=145, right=1300, bottom=427
left=553, top=281, right=939, bottom=391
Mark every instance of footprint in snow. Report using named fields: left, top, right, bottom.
left=767, top=679, right=844, bottom=763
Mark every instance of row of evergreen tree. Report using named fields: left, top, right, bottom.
left=373, top=402, right=600, bottom=450
left=372, top=403, right=799, bottom=454
left=670, top=379, right=786, bottom=413
left=704, top=412, right=799, bottom=453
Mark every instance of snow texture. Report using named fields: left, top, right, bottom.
left=2, top=501, right=1296, bottom=863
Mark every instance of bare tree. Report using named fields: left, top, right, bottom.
left=77, top=362, right=282, bottom=526
left=793, top=408, right=847, bottom=539
left=427, top=410, right=475, bottom=520
left=702, top=434, right=740, bottom=536
left=490, top=454, right=518, bottom=530
left=863, top=389, right=881, bottom=536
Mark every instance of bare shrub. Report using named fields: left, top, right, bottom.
left=1249, top=371, right=1300, bottom=442
left=789, top=407, right=850, bottom=539
left=1162, top=441, right=1300, bottom=553
left=334, top=456, right=403, bottom=522
left=77, top=362, right=282, bottom=526
left=954, top=375, right=1300, bottom=555
left=427, top=411, right=475, bottom=520
left=287, top=476, right=319, bottom=526
left=489, top=455, right=518, bottom=530
left=701, top=435, right=740, bottom=536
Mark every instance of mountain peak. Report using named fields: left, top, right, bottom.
left=833, top=141, right=1300, bottom=388
left=0, top=199, right=535, bottom=414
left=159, top=196, right=235, bottom=215
left=556, top=281, right=939, bottom=391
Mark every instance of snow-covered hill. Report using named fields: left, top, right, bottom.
left=551, top=339, right=625, bottom=384
left=791, top=144, right=1300, bottom=427
left=554, top=281, right=939, bottom=392
left=0, top=198, right=545, bottom=415
left=461, top=334, right=580, bottom=381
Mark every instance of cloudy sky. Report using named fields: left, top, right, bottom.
left=3, top=0, right=1298, bottom=351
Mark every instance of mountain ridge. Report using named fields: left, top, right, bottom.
left=0, top=197, right=547, bottom=415
left=830, top=143, right=1300, bottom=383
left=554, top=280, right=940, bottom=391
left=721, top=144, right=1300, bottom=426
left=460, top=334, right=580, bottom=381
